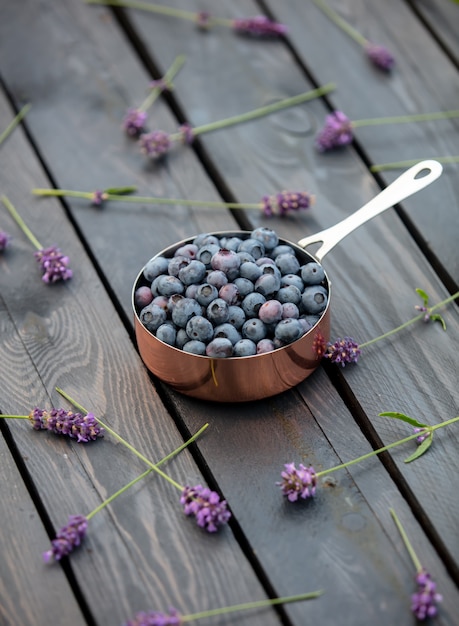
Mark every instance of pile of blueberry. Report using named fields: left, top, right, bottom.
left=134, top=227, right=328, bottom=357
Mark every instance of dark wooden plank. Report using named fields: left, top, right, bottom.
left=0, top=94, right=285, bottom=625
left=408, top=0, right=459, bottom=64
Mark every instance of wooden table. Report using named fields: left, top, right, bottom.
left=1, top=1, right=458, bottom=624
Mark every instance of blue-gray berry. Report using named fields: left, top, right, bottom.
left=139, top=303, right=167, bottom=333
left=250, top=227, right=279, bottom=251
left=241, top=292, right=266, bottom=318
left=206, top=298, right=230, bottom=325
left=213, top=323, right=242, bottom=345
left=156, top=323, right=177, bottom=346
left=186, top=315, right=214, bottom=343
left=274, top=318, right=303, bottom=343
left=143, top=256, right=169, bottom=281
left=242, top=318, right=267, bottom=342
left=301, top=285, right=328, bottom=315
left=171, top=297, right=202, bottom=328
left=183, top=340, right=207, bottom=355
left=301, top=262, right=326, bottom=285
left=206, top=338, right=233, bottom=358
left=178, top=259, right=207, bottom=285
left=233, top=339, right=257, bottom=356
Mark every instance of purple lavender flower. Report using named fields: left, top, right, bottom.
left=195, top=11, right=211, bottom=29
left=411, top=569, right=442, bottom=620
left=324, top=337, right=361, bottom=367
left=0, top=230, right=11, bottom=251
left=262, top=191, right=314, bottom=217
left=29, top=408, right=104, bottom=442
left=413, top=427, right=429, bottom=444
left=365, top=43, right=395, bottom=72
left=124, top=607, right=181, bottom=626
left=178, top=123, right=195, bottom=145
left=139, top=130, right=172, bottom=158
left=91, top=190, right=108, bottom=206
left=43, top=514, right=88, bottom=562
left=34, top=245, right=73, bottom=283
left=315, top=111, right=354, bottom=152
left=232, top=15, right=288, bottom=37
left=180, top=484, right=231, bottom=532
left=277, top=462, right=317, bottom=502
left=123, top=108, right=148, bottom=137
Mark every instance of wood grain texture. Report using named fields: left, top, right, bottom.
left=0, top=94, right=284, bottom=626
left=409, top=0, right=459, bottom=64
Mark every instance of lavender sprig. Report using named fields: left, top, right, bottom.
left=1, top=195, right=72, bottom=283
left=311, top=0, right=394, bottom=71
left=0, top=230, right=12, bottom=252
left=56, top=388, right=230, bottom=532
left=0, top=408, right=104, bottom=442
left=278, top=414, right=459, bottom=502
left=315, top=109, right=459, bottom=152
left=0, top=103, right=31, bottom=147
left=85, top=0, right=288, bottom=37
left=138, top=83, right=335, bottom=159
left=371, top=156, right=459, bottom=172
left=322, top=289, right=459, bottom=366
left=124, top=591, right=323, bottom=626
left=123, top=55, right=185, bottom=137
left=43, top=423, right=208, bottom=562
left=390, top=509, right=443, bottom=620
left=32, top=186, right=315, bottom=218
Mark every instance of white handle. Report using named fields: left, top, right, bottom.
left=297, top=160, right=443, bottom=262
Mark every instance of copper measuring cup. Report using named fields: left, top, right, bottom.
left=133, top=160, right=442, bottom=402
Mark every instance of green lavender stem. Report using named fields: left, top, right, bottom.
left=371, top=156, right=459, bottom=172
left=180, top=591, right=324, bottom=622
left=138, top=54, right=185, bottom=113
left=358, top=291, right=459, bottom=350
left=84, top=0, right=235, bottom=27
left=1, top=195, right=42, bottom=250
left=56, top=387, right=205, bottom=493
left=315, top=415, right=459, bottom=479
left=169, top=83, right=336, bottom=140
left=390, top=508, right=423, bottom=573
left=0, top=103, right=31, bottom=147
left=32, top=188, right=261, bottom=211
left=311, top=0, right=368, bottom=47
left=352, top=110, right=459, bottom=128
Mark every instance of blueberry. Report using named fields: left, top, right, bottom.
left=167, top=293, right=184, bottom=313
left=233, top=339, right=257, bottom=356
left=270, top=244, right=296, bottom=259
left=254, top=273, right=281, bottom=298
left=206, top=338, right=233, bottom=358
left=219, top=282, right=241, bottom=305
left=183, top=340, right=207, bottom=355
left=176, top=328, right=190, bottom=349
left=152, top=295, right=169, bottom=311
left=301, top=285, right=328, bottom=315
left=195, top=283, right=219, bottom=307
left=143, top=256, right=169, bottom=281
left=301, top=262, right=326, bottom=285
left=251, top=227, right=279, bottom=251
left=219, top=236, right=243, bottom=251
left=206, top=298, right=229, bottom=325
left=156, top=275, right=185, bottom=297
left=186, top=315, right=214, bottom=342
left=171, top=297, right=202, bottom=328
left=175, top=243, right=198, bottom=259
left=197, top=244, right=221, bottom=268
left=276, top=285, right=302, bottom=305
left=168, top=255, right=190, bottom=277
left=156, top=323, right=177, bottom=346
left=256, top=338, right=276, bottom=354
left=281, top=302, right=300, bottom=319
left=242, top=318, right=267, bottom=342
left=134, top=286, right=153, bottom=309
left=239, top=261, right=262, bottom=282
left=237, top=238, right=265, bottom=260
left=274, top=318, right=303, bottom=343
left=178, top=259, right=207, bottom=285
left=258, top=299, right=283, bottom=324
left=185, top=283, right=200, bottom=299
left=256, top=257, right=276, bottom=267
left=298, top=317, right=313, bottom=334
left=301, top=314, right=321, bottom=328
left=275, top=253, right=300, bottom=275
left=227, top=305, right=246, bottom=329
left=280, top=274, right=304, bottom=291
left=139, top=303, right=167, bottom=333
left=211, top=249, right=241, bottom=274
left=193, top=233, right=220, bottom=247
left=213, top=323, right=242, bottom=345
left=206, top=270, right=228, bottom=289
left=233, top=277, right=254, bottom=297
left=237, top=251, right=256, bottom=265
left=241, top=292, right=266, bottom=318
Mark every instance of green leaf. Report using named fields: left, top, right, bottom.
left=415, top=288, right=429, bottom=307
left=404, top=433, right=433, bottom=463
left=378, top=411, right=428, bottom=428
left=104, top=186, right=137, bottom=195
left=430, top=313, right=447, bottom=331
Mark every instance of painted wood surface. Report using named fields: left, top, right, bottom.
left=1, top=1, right=458, bottom=625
